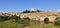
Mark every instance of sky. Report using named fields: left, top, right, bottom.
left=0, top=0, right=60, bottom=12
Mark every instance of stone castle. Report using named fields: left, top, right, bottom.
left=0, top=8, right=60, bottom=23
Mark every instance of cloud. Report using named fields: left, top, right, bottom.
left=56, top=9, right=60, bottom=12
left=43, top=9, right=60, bottom=12
left=45, top=9, right=53, bottom=12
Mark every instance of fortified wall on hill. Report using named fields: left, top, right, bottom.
left=0, top=8, right=60, bottom=23
left=7, top=8, right=60, bottom=23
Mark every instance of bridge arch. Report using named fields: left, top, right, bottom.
left=44, top=17, right=49, bottom=24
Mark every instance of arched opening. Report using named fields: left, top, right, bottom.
left=44, top=17, right=49, bottom=24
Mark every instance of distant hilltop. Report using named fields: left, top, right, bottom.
left=0, top=8, right=60, bottom=16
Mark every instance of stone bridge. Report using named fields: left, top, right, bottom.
left=17, top=12, right=60, bottom=23
left=39, top=16, right=57, bottom=23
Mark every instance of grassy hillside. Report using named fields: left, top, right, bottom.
left=0, top=19, right=20, bottom=28
left=0, top=19, right=60, bottom=28
left=0, top=14, right=60, bottom=28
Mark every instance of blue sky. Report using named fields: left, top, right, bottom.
left=0, top=0, right=60, bottom=12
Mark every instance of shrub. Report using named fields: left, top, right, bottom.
left=0, top=15, right=30, bottom=25
left=0, top=16, right=10, bottom=22
left=54, top=17, right=60, bottom=26
left=19, top=17, right=30, bottom=24
left=0, top=15, right=20, bottom=22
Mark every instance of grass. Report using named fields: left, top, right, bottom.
left=22, top=23, right=60, bottom=28
left=0, top=19, right=60, bottom=28
left=0, top=19, right=20, bottom=28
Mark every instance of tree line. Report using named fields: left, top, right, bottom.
left=22, top=10, right=41, bottom=13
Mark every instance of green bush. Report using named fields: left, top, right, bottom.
left=0, top=16, right=10, bottom=22
left=0, top=15, right=30, bottom=25
left=54, top=17, right=60, bottom=26
left=19, top=17, right=30, bottom=24
left=0, top=15, right=21, bottom=22
left=0, top=15, right=31, bottom=28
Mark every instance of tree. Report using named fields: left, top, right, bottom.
left=22, top=10, right=30, bottom=13
left=59, top=12, right=60, bottom=14
left=0, top=16, right=9, bottom=22
left=36, top=10, right=41, bottom=12
left=0, top=16, right=5, bottom=22
left=4, top=16, right=10, bottom=20
left=8, top=15, right=21, bottom=22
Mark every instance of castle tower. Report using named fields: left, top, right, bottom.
left=30, top=8, right=35, bottom=11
